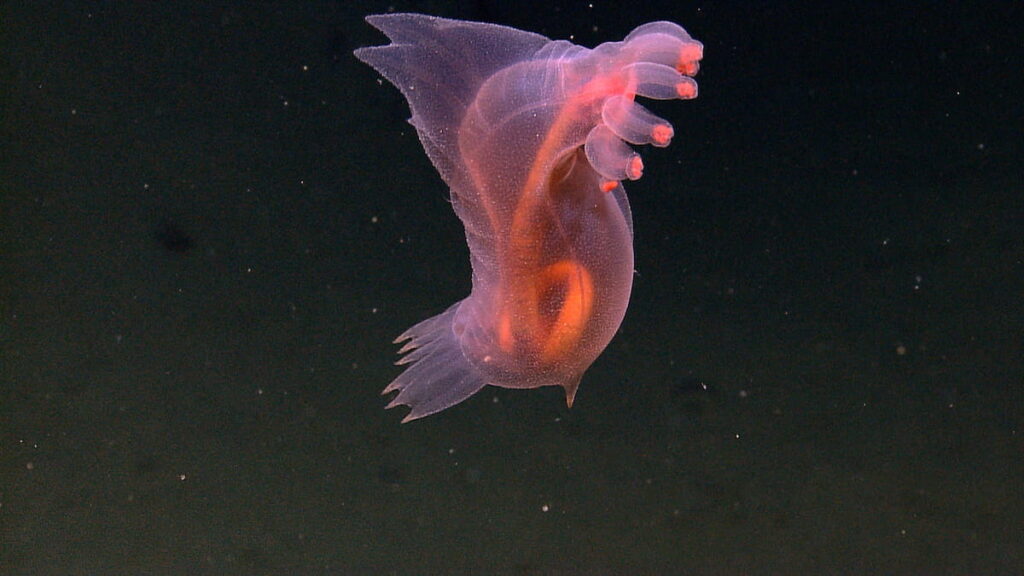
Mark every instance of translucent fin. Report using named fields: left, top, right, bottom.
left=385, top=302, right=487, bottom=423
left=353, top=14, right=549, bottom=189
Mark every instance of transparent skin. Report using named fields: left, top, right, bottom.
left=355, top=14, right=702, bottom=421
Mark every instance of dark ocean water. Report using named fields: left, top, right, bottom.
left=2, top=1, right=1021, bottom=574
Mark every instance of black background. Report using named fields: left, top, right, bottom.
left=2, top=1, right=1021, bottom=573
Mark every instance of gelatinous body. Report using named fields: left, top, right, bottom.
left=355, top=14, right=702, bottom=421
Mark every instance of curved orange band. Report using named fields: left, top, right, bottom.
left=538, top=259, right=594, bottom=362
